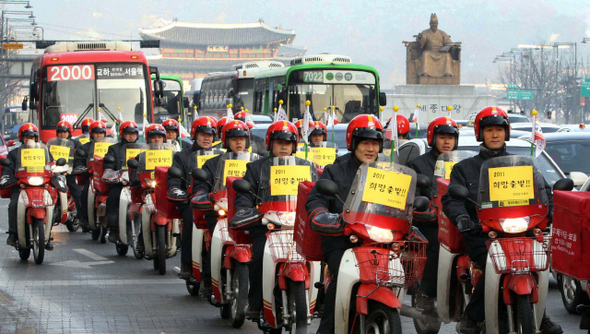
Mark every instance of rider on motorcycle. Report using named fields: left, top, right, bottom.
left=103, top=121, right=140, bottom=242
left=162, top=119, right=181, bottom=151
left=73, top=118, right=95, bottom=147
left=406, top=116, right=459, bottom=311
left=441, top=107, right=562, bottom=334
left=55, top=121, right=83, bottom=225
left=305, top=114, right=384, bottom=334
left=167, top=116, right=217, bottom=279
left=308, top=121, right=327, bottom=147
left=1, top=123, right=54, bottom=249
left=129, top=124, right=167, bottom=187
left=73, top=121, right=107, bottom=228
left=234, top=120, right=305, bottom=318
left=191, top=119, right=252, bottom=297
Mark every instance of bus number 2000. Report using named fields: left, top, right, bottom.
left=48, top=65, right=95, bottom=82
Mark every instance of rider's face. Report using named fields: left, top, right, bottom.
left=23, top=135, right=35, bottom=143
left=272, top=139, right=293, bottom=157
left=228, top=137, right=246, bottom=153
left=310, top=133, right=323, bottom=146
left=149, top=134, right=165, bottom=144
left=435, top=133, right=456, bottom=153
left=196, top=132, right=213, bottom=148
left=482, top=125, right=505, bottom=150
left=124, top=132, right=138, bottom=143
left=354, top=139, right=380, bottom=163
left=57, top=131, right=69, bottom=139
left=166, top=130, right=178, bottom=141
left=92, top=132, right=105, bottom=140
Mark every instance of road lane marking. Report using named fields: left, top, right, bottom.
left=72, top=248, right=108, bottom=261
left=50, top=260, right=115, bottom=269
left=0, top=279, right=181, bottom=286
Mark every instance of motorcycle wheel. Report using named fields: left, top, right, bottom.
left=359, top=302, right=402, bottom=334
left=287, top=280, right=308, bottom=334
left=116, top=243, right=129, bottom=256
left=186, top=280, right=200, bottom=296
left=156, top=225, right=166, bottom=275
left=230, top=263, right=248, bottom=328
left=220, top=303, right=231, bottom=320
left=19, top=247, right=31, bottom=260
left=410, top=284, right=441, bottom=334
left=560, top=275, right=590, bottom=314
left=66, top=219, right=80, bottom=232
left=32, top=218, right=45, bottom=265
left=515, top=294, right=535, bottom=333
left=91, top=228, right=100, bottom=241
left=131, top=214, right=144, bottom=260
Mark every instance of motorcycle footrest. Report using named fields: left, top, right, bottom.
left=172, top=233, right=180, bottom=237
left=314, top=281, right=324, bottom=289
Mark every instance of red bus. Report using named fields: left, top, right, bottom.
left=27, top=41, right=163, bottom=142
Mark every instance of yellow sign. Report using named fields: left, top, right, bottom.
left=197, top=154, right=219, bottom=168
left=124, top=149, right=143, bottom=169
left=50, top=145, right=71, bottom=161
left=21, top=148, right=46, bottom=168
left=362, top=167, right=412, bottom=210
left=435, top=161, right=458, bottom=179
left=145, top=150, right=173, bottom=170
left=489, top=166, right=534, bottom=202
left=295, top=147, right=337, bottom=167
left=222, top=160, right=249, bottom=185
left=444, top=161, right=457, bottom=179
left=79, top=137, right=90, bottom=145
left=27, top=166, right=44, bottom=173
left=93, top=142, right=113, bottom=157
left=2, top=43, right=23, bottom=50
left=270, top=165, right=311, bottom=196
left=499, top=199, right=530, bottom=207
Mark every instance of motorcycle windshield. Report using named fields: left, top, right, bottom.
left=87, top=138, right=116, bottom=161
left=258, top=156, right=318, bottom=212
left=477, top=156, right=549, bottom=232
left=342, top=162, right=417, bottom=237
left=15, top=141, right=52, bottom=176
left=195, top=148, right=225, bottom=168
left=434, top=151, right=477, bottom=179
left=212, top=152, right=260, bottom=194
left=138, top=143, right=175, bottom=176
left=46, top=138, right=75, bottom=167
left=74, top=133, right=91, bottom=145
left=121, top=143, right=147, bottom=170
left=295, top=141, right=338, bottom=167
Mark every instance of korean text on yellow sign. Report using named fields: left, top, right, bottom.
left=79, top=137, right=90, bottom=145
left=21, top=148, right=46, bottom=168
left=270, top=165, right=311, bottom=196
left=197, top=154, right=219, bottom=168
left=489, top=166, right=534, bottom=202
left=362, top=167, right=412, bottom=210
left=223, top=160, right=249, bottom=185
left=50, top=145, right=71, bottom=161
left=124, top=149, right=143, bottom=169
left=145, top=150, right=173, bottom=170
left=93, top=142, right=113, bottom=158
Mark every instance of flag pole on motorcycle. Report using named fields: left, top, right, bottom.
left=330, top=106, right=336, bottom=144
left=302, top=100, right=312, bottom=159
left=143, top=112, right=149, bottom=143
left=227, top=104, right=234, bottom=121
left=391, top=106, right=399, bottom=163
left=531, top=109, right=546, bottom=157
left=414, top=104, right=420, bottom=138
left=276, top=100, right=287, bottom=122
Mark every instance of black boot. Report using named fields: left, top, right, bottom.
left=457, top=312, right=481, bottom=334
left=6, top=233, right=16, bottom=246
left=108, top=228, right=119, bottom=243
left=540, top=314, right=563, bottom=334
left=179, top=262, right=192, bottom=279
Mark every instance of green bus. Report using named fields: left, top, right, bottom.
left=252, top=54, right=387, bottom=123
left=151, top=74, right=191, bottom=124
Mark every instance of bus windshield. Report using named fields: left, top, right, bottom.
left=154, top=79, right=181, bottom=122
left=97, top=78, right=147, bottom=126
left=4, top=108, right=29, bottom=127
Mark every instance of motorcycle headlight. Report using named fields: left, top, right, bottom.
left=499, top=217, right=530, bottom=233
left=366, top=225, right=394, bottom=243
left=146, top=179, right=156, bottom=188
left=27, top=176, right=44, bottom=186
left=278, top=212, right=296, bottom=226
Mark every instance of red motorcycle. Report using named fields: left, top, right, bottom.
left=0, top=141, right=68, bottom=264
left=448, top=155, right=552, bottom=333
left=47, top=138, right=79, bottom=232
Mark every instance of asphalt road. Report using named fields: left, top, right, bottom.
left=0, top=198, right=584, bottom=333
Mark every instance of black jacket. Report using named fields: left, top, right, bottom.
left=193, top=154, right=222, bottom=195
left=103, top=141, right=130, bottom=171
left=166, top=142, right=207, bottom=192
left=333, top=152, right=351, bottom=165
left=406, top=149, right=439, bottom=222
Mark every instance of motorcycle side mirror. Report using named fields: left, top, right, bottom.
left=192, top=168, right=209, bottom=182
left=448, top=184, right=469, bottom=200
left=413, top=196, right=430, bottom=212
left=233, top=179, right=252, bottom=193
left=553, top=178, right=574, bottom=191
left=316, top=179, right=339, bottom=197
left=127, top=159, right=139, bottom=169
left=76, top=148, right=87, bottom=158
left=0, top=158, right=12, bottom=167
left=55, top=158, right=67, bottom=166
left=167, top=167, right=183, bottom=179
left=416, top=174, right=431, bottom=189
left=103, top=155, right=115, bottom=164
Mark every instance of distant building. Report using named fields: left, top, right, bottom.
left=140, top=20, right=306, bottom=79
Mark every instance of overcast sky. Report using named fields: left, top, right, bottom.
left=23, top=0, right=590, bottom=88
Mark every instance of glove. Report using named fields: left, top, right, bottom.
left=310, top=208, right=343, bottom=235
left=72, top=166, right=90, bottom=176
left=455, top=214, right=479, bottom=233
left=102, top=169, right=120, bottom=184
left=51, top=175, right=68, bottom=193
left=0, top=174, right=18, bottom=189
left=229, top=207, right=263, bottom=230
left=412, top=201, right=437, bottom=222
left=190, top=191, right=213, bottom=210
left=167, top=187, right=189, bottom=202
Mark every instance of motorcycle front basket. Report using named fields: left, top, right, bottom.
left=267, top=229, right=305, bottom=263
left=486, top=237, right=550, bottom=274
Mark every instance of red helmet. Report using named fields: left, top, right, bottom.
left=387, top=114, right=410, bottom=138
left=89, top=121, right=107, bottom=139
left=234, top=111, right=247, bottom=122
left=346, top=114, right=384, bottom=152
left=18, top=123, right=39, bottom=143
left=81, top=118, right=95, bottom=133
left=427, top=116, right=459, bottom=149
left=191, top=116, right=217, bottom=140
left=56, top=121, right=73, bottom=138
left=221, top=120, right=251, bottom=150
left=145, top=124, right=166, bottom=142
left=310, top=121, right=327, bottom=141
left=217, top=117, right=228, bottom=135
left=474, top=106, right=510, bottom=142
left=266, top=120, right=298, bottom=152
left=119, top=121, right=139, bottom=140
left=162, top=119, right=180, bottom=138
left=295, top=119, right=314, bottom=137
